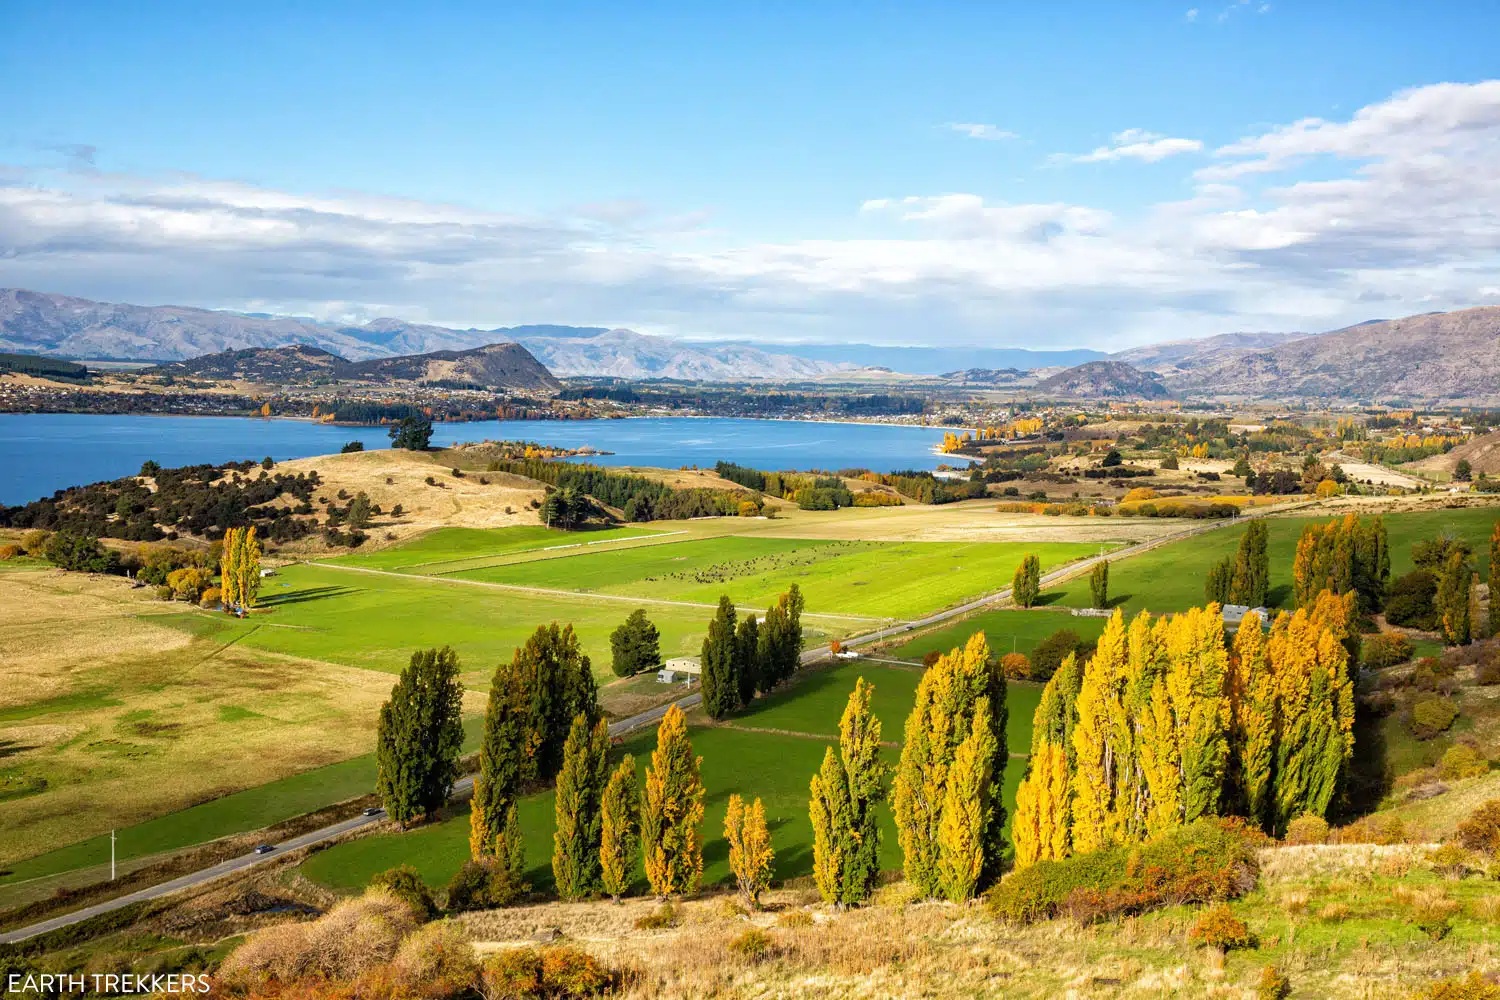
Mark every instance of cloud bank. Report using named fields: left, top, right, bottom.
left=3, top=81, right=1500, bottom=349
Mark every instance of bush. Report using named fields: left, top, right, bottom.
left=1031, top=629, right=1083, bottom=682
left=999, top=652, right=1032, bottom=680
left=341, top=440, right=365, bottom=453
left=20, top=529, right=52, bottom=556
left=1283, top=814, right=1329, bottom=845
left=1332, top=814, right=1407, bottom=846
left=1456, top=799, right=1500, bottom=856
left=1426, top=844, right=1475, bottom=881
left=1258, top=966, right=1292, bottom=1000
left=1189, top=904, right=1255, bottom=951
left=922, top=650, right=941, bottom=668
left=1440, top=744, right=1489, bottom=780
left=1413, top=658, right=1458, bottom=694
left=633, top=902, right=679, bottom=930
left=391, top=919, right=477, bottom=994
left=776, top=909, right=813, bottom=928
left=480, top=945, right=614, bottom=999
left=0, top=544, right=20, bottom=560
left=446, top=858, right=525, bottom=912
left=482, top=948, right=543, bottom=997
left=987, top=820, right=1259, bottom=925
left=218, top=889, right=420, bottom=987
left=728, top=928, right=775, bottom=961
left=1409, top=696, right=1460, bottom=740
left=198, top=586, right=222, bottom=608
left=1413, top=972, right=1500, bottom=1000
left=370, top=865, right=437, bottom=920
left=540, top=946, right=614, bottom=995
left=1386, top=569, right=1440, bottom=630
left=1363, top=632, right=1416, bottom=669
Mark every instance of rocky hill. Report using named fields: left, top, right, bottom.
left=511, top=327, right=847, bottom=380
left=149, top=342, right=561, bottom=393
left=1033, top=360, right=1170, bottom=399
left=1161, top=308, right=1500, bottom=403
left=1112, top=330, right=1309, bottom=376
left=939, top=367, right=1032, bottom=385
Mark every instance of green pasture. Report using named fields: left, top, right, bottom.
left=1047, top=507, right=1497, bottom=614
left=0, top=718, right=482, bottom=891
left=298, top=723, right=1025, bottom=894
left=456, top=536, right=1104, bottom=620
left=889, top=608, right=1111, bottom=664
left=329, top=525, right=665, bottom=573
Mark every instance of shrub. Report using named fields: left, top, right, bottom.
left=1413, top=973, right=1500, bottom=1000
left=0, top=544, right=21, bottom=560
left=1409, top=696, right=1460, bottom=740
left=482, top=948, right=543, bottom=997
left=987, top=820, right=1259, bottom=925
left=1189, top=904, right=1255, bottom=951
left=1386, top=569, right=1440, bottom=630
left=341, top=440, right=365, bottom=453
left=1123, top=487, right=1158, bottom=502
left=446, top=858, right=525, bottom=912
left=370, top=865, right=437, bottom=921
left=922, top=650, right=941, bottom=668
left=633, top=902, right=679, bottom=930
left=1456, top=799, right=1500, bottom=856
left=198, top=586, right=222, bottom=608
left=155, top=584, right=174, bottom=601
left=728, top=928, right=775, bottom=961
left=540, top=946, right=614, bottom=995
left=1427, top=844, right=1476, bottom=880
left=391, top=920, right=477, bottom=994
left=20, top=529, right=52, bottom=556
left=1283, top=814, right=1329, bottom=845
left=1413, top=658, right=1458, bottom=694
left=999, top=652, right=1032, bottom=680
left=1332, top=814, right=1407, bottom=846
left=776, top=909, right=813, bottom=928
left=218, top=888, right=420, bottom=987
left=1031, top=629, right=1083, bottom=682
left=1440, top=744, right=1489, bottom=780
left=1363, top=632, right=1416, bottom=669
left=1257, top=966, right=1292, bottom=1000
left=480, top=945, right=613, bottom=999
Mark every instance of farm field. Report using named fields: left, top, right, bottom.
left=0, top=570, right=405, bottom=870
left=455, top=536, right=1107, bottom=620
left=327, top=525, right=668, bottom=573
left=299, top=717, right=1026, bottom=894
left=887, top=608, right=1111, bottom=663
left=1046, top=506, right=1498, bottom=614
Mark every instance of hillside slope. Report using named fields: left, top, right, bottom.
left=1408, top=429, right=1500, bottom=477
left=1164, top=308, right=1500, bottom=402
left=1034, top=360, right=1170, bottom=399
left=514, top=327, right=847, bottom=379
left=147, top=342, right=560, bottom=392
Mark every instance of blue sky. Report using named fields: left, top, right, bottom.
left=3, top=1, right=1500, bottom=349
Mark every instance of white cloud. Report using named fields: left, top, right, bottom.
left=4, top=81, right=1500, bottom=348
left=1060, top=129, right=1205, bottom=164
left=1185, top=8, right=1199, bottom=21
left=946, top=123, right=1018, bottom=141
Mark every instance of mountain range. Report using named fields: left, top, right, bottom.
left=5, top=287, right=1500, bottom=401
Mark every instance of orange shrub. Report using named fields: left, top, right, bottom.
left=999, top=652, right=1032, bottom=680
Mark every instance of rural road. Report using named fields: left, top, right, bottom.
left=2, top=500, right=1312, bottom=944
left=0, top=693, right=701, bottom=945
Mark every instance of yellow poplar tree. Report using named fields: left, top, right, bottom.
left=724, top=794, right=774, bottom=908
left=1266, top=600, right=1354, bottom=834
left=599, top=756, right=640, bottom=902
left=1229, top=613, right=1276, bottom=826
left=1070, top=611, right=1128, bottom=853
left=937, top=697, right=997, bottom=902
left=640, top=704, right=705, bottom=897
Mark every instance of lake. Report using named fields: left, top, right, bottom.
left=0, top=413, right=952, bottom=506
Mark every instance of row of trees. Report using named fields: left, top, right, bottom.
left=1205, top=520, right=1270, bottom=607
left=700, top=586, right=805, bottom=718
left=218, top=525, right=262, bottom=611
left=1013, top=596, right=1355, bottom=868
left=1291, top=514, right=1389, bottom=611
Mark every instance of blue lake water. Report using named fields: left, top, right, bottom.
left=0, top=413, right=951, bottom=506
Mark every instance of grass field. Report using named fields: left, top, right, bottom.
left=298, top=721, right=1026, bottom=894
left=888, top=608, right=1111, bottom=663
left=455, top=536, right=1106, bottom=619
left=329, top=525, right=666, bottom=573
left=1047, top=506, right=1497, bottom=614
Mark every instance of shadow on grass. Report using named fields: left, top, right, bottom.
left=259, top=585, right=358, bottom=608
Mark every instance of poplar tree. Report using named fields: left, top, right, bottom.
left=376, top=646, right=465, bottom=828
left=1013, top=654, right=1078, bottom=868
left=1489, top=520, right=1500, bottom=637
left=641, top=704, right=705, bottom=897
left=1089, top=560, right=1109, bottom=609
left=1437, top=550, right=1474, bottom=645
left=599, top=756, right=640, bottom=902
left=1012, top=553, right=1041, bottom=608
left=1229, top=520, right=1270, bottom=607
left=809, top=677, right=885, bottom=905
left=552, top=715, right=610, bottom=900
left=1293, top=514, right=1387, bottom=611
left=1070, top=611, right=1128, bottom=853
left=1266, top=602, right=1354, bottom=834
left=700, top=595, right=740, bottom=718
left=1228, top=613, right=1276, bottom=826
left=724, top=795, right=774, bottom=908
left=893, top=632, right=1006, bottom=897
left=1468, top=573, right=1484, bottom=644
left=756, top=585, right=805, bottom=691
left=473, top=654, right=536, bottom=859
left=937, top=697, right=996, bottom=902
left=218, top=526, right=262, bottom=612
left=1205, top=558, right=1233, bottom=605
left=735, top=613, right=760, bottom=707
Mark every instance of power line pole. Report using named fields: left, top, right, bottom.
left=111, top=829, right=116, bottom=881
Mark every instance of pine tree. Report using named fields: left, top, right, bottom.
left=893, top=632, right=1005, bottom=897
left=809, top=677, right=885, bottom=905
left=512, top=623, right=601, bottom=779
left=1489, top=520, right=1500, bottom=638
left=724, top=795, right=774, bottom=908
left=376, top=647, right=465, bottom=827
left=599, top=756, right=640, bottom=902
left=1229, top=520, right=1270, bottom=607
left=1012, top=553, right=1041, bottom=608
left=1090, top=560, right=1109, bottom=609
left=552, top=715, right=610, bottom=900
left=937, top=697, right=996, bottom=901
left=1437, top=550, right=1474, bottom=645
left=609, top=609, right=661, bottom=677
left=700, top=595, right=740, bottom=718
left=735, top=613, right=760, bottom=707
left=640, top=704, right=705, bottom=897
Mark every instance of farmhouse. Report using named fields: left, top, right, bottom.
left=657, top=656, right=701, bottom=684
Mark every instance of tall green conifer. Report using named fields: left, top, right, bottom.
left=552, top=714, right=610, bottom=899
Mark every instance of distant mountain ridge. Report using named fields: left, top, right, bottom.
left=510, top=327, right=847, bottom=380
left=1034, top=360, right=1170, bottom=399
left=149, top=342, right=561, bottom=393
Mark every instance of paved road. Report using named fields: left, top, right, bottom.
left=0, top=693, right=701, bottom=945
left=2, top=501, right=1312, bottom=944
